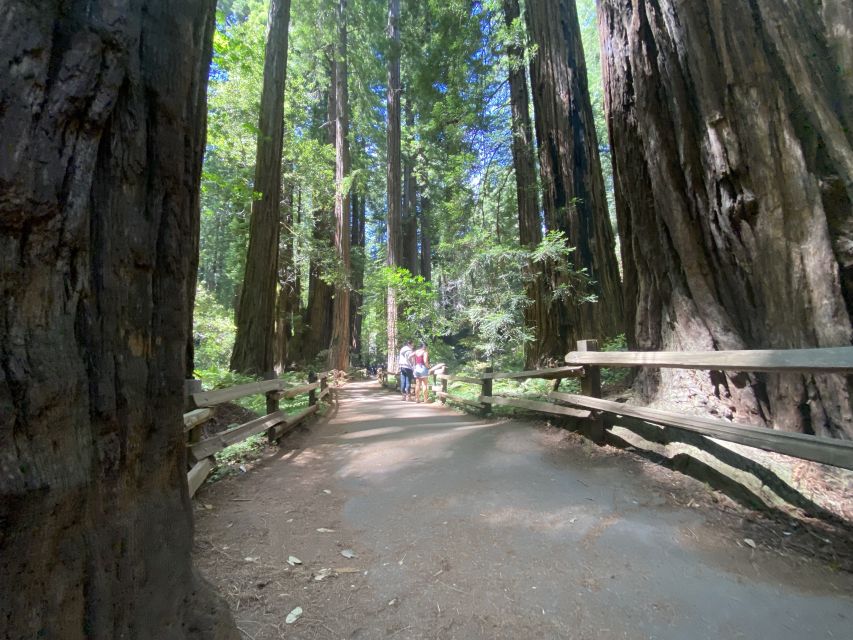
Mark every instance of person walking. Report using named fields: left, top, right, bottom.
left=413, top=342, right=430, bottom=403
left=398, top=340, right=415, bottom=401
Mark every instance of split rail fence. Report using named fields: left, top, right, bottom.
left=182, top=372, right=331, bottom=497
left=428, top=340, right=853, bottom=472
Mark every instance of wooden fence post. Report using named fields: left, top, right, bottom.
left=264, top=371, right=279, bottom=443
left=481, top=366, right=493, bottom=416
left=440, top=372, right=448, bottom=405
left=308, top=372, right=318, bottom=407
left=185, top=379, right=203, bottom=444
left=577, top=339, right=604, bottom=444
left=320, top=372, right=328, bottom=402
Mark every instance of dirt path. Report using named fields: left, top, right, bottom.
left=194, top=381, right=852, bottom=639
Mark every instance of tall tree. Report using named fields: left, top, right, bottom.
left=402, top=98, right=420, bottom=276
left=599, top=0, right=853, bottom=438
left=231, top=0, right=293, bottom=374
left=302, top=59, right=338, bottom=363
left=0, top=1, right=236, bottom=637
left=419, top=196, right=432, bottom=282
left=350, top=191, right=367, bottom=360
left=386, top=0, right=403, bottom=371
left=329, top=0, right=352, bottom=370
left=525, top=0, right=623, bottom=360
left=502, top=0, right=551, bottom=368
left=275, top=176, right=300, bottom=370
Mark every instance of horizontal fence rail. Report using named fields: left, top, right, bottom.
left=416, top=341, right=853, bottom=472
left=183, top=371, right=331, bottom=497
left=565, top=346, right=853, bottom=373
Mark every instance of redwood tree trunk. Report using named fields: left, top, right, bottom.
left=302, top=71, right=337, bottom=363
left=386, top=0, right=403, bottom=372
left=503, top=0, right=551, bottom=368
left=329, top=0, right=352, bottom=371
left=526, top=0, right=623, bottom=360
left=350, top=192, right=366, bottom=360
left=402, top=99, right=420, bottom=277
left=420, top=197, right=432, bottom=282
left=275, top=177, right=299, bottom=370
left=0, top=2, right=235, bottom=638
left=230, top=0, right=293, bottom=375
left=599, top=0, right=853, bottom=438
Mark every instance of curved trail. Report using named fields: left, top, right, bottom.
left=194, top=381, right=852, bottom=639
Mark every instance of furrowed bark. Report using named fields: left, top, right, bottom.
left=599, top=0, right=853, bottom=437
left=526, top=0, right=624, bottom=361
left=386, top=0, right=403, bottom=372
left=0, top=1, right=236, bottom=637
left=230, top=0, right=293, bottom=375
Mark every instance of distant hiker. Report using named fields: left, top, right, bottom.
left=398, top=340, right=415, bottom=400
left=413, top=342, right=430, bottom=403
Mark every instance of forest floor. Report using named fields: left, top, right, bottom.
left=193, top=381, right=853, bottom=640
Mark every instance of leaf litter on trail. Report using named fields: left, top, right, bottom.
left=316, top=527, right=335, bottom=533
left=287, top=555, right=302, bottom=566
left=341, top=549, right=357, bottom=559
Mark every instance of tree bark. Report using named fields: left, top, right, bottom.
left=420, top=196, right=432, bottom=283
left=402, top=98, right=420, bottom=277
left=599, top=0, right=853, bottom=438
left=0, top=2, right=236, bottom=638
left=275, top=176, right=299, bottom=370
left=526, top=0, right=623, bottom=361
left=503, top=0, right=551, bottom=368
left=350, top=191, right=366, bottom=361
left=302, top=68, right=337, bottom=364
left=329, top=0, right=352, bottom=371
left=386, top=0, right=403, bottom=372
left=230, top=0, right=293, bottom=375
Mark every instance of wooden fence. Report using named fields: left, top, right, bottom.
left=183, top=372, right=331, bottom=497
left=432, top=340, right=853, bottom=472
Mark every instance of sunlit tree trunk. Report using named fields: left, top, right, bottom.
left=386, top=0, right=403, bottom=372
left=329, top=0, right=351, bottom=371
left=0, top=1, right=237, bottom=637
left=420, top=196, right=432, bottom=282
left=230, top=0, right=293, bottom=375
left=526, top=0, right=623, bottom=361
left=275, top=176, right=299, bottom=370
left=599, top=0, right=853, bottom=438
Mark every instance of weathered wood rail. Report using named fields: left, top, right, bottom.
left=182, top=372, right=331, bottom=497
left=427, top=341, right=853, bottom=471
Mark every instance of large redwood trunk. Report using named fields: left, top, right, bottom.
left=386, top=0, right=403, bottom=372
left=502, top=0, right=551, bottom=368
left=402, top=99, right=420, bottom=277
left=526, top=0, right=623, bottom=361
left=0, top=1, right=236, bottom=638
left=599, top=0, right=853, bottom=438
left=275, top=178, right=300, bottom=370
left=230, top=0, right=293, bottom=375
left=329, top=0, right=352, bottom=371
left=420, top=197, right=432, bottom=283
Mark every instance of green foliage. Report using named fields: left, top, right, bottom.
left=193, top=285, right=236, bottom=371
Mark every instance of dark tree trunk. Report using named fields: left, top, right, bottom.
left=503, top=0, right=551, bottom=368
left=0, top=2, right=236, bottom=638
left=386, top=0, right=403, bottom=372
left=402, top=99, right=420, bottom=277
left=230, top=0, right=293, bottom=375
left=275, top=177, right=299, bottom=370
left=599, top=0, right=853, bottom=438
left=329, top=0, right=351, bottom=371
left=302, top=67, right=337, bottom=363
left=350, top=192, right=366, bottom=361
left=526, top=0, right=624, bottom=361
left=420, top=196, right=432, bottom=283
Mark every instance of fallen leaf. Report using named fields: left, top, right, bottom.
left=323, top=489, right=332, bottom=495
left=341, top=549, right=357, bottom=559
left=285, top=607, right=303, bottom=624
left=744, top=538, right=757, bottom=549
left=287, top=556, right=302, bottom=566
left=316, top=528, right=335, bottom=533
left=314, top=568, right=334, bottom=582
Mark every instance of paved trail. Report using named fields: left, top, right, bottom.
left=194, top=381, right=852, bottom=640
